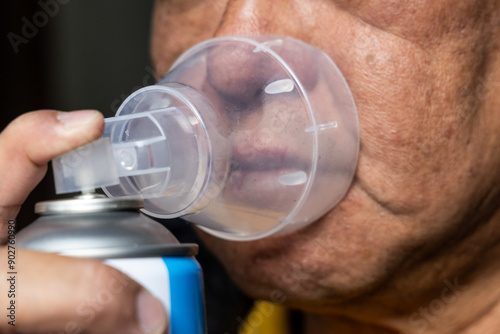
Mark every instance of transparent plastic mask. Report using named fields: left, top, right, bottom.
left=53, top=36, right=359, bottom=241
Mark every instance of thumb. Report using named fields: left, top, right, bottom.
left=0, top=109, right=104, bottom=224
left=0, top=248, right=168, bottom=334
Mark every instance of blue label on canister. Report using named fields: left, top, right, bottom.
left=163, top=257, right=205, bottom=334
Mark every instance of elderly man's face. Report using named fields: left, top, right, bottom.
left=151, top=0, right=500, bottom=313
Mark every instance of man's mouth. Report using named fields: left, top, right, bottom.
left=223, top=140, right=311, bottom=205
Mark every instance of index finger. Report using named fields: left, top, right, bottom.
left=0, top=109, right=104, bottom=239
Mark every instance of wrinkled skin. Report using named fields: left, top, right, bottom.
left=152, top=1, right=500, bottom=333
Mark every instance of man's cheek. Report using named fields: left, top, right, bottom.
left=151, top=1, right=227, bottom=77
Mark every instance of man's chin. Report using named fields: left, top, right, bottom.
left=195, top=224, right=392, bottom=313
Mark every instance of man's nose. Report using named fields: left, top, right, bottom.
left=205, top=1, right=317, bottom=106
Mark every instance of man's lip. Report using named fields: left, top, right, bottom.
left=229, top=145, right=310, bottom=172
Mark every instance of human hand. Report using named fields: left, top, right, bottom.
left=0, top=110, right=168, bottom=333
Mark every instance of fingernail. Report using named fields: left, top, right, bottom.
left=137, top=289, right=168, bottom=334
left=57, top=110, right=100, bottom=127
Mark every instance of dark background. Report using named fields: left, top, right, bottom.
left=2, top=1, right=251, bottom=332
left=2, top=0, right=155, bottom=226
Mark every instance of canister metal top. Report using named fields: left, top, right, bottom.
left=35, top=193, right=143, bottom=215
left=18, top=194, right=198, bottom=259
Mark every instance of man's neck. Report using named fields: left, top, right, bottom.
left=303, top=247, right=500, bottom=334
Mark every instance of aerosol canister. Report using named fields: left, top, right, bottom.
left=16, top=194, right=205, bottom=334
left=18, top=36, right=359, bottom=333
